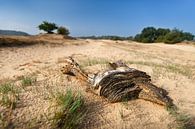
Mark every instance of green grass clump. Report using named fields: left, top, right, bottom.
left=0, top=83, right=19, bottom=109
left=52, top=90, right=86, bottom=129
left=21, top=76, right=36, bottom=87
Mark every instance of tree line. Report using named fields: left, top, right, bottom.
left=79, top=27, right=194, bottom=43
left=78, top=35, right=133, bottom=41
left=38, top=21, right=194, bottom=43
left=134, top=27, right=194, bottom=44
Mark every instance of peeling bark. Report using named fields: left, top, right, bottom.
left=61, top=57, right=173, bottom=106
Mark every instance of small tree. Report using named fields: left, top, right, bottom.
left=57, top=26, right=70, bottom=35
left=38, top=21, right=58, bottom=34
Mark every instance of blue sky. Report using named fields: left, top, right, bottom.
left=0, top=0, right=194, bottom=36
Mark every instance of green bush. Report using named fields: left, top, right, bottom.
left=155, top=35, right=165, bottom=42
left=57, top=26, right=70, bottom=35
left=164, top=29, right=183, bottom=44
left=38, top=21, right=58, bottom=34
left=182, top=32, right=194, bottom=41
left=134, top=27, right=157, bottom=43
left=134, top=34, right=141, bottom=42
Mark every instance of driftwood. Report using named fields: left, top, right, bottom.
left=61, top=57, right=173, bottom=106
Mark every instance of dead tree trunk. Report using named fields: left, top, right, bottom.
left=61, top=57, right=173, bottom=106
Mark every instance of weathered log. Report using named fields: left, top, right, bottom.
left=61, top=57, right=173, bottom=106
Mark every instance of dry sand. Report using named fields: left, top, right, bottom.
left=0, top=35, right=195, bottom=128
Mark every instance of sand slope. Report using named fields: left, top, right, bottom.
left=0, top=36, right=195, bottom=128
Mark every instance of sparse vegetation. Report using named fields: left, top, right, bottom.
left=166, top=106, right=192, bottom=129
left=0, top=33, right=195, bottom=128
left=0, top=83, right=20, bottom=109
left=21, top=76, right=36, bottom=87
left=57, top=26, right=70, bottom=36
left=51, top=90, right=86, bottom=129
left=80, top=58, right=109, bottom=68
left=126, top=61, right=193, bottom=79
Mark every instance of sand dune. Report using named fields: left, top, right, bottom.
left=0, top=35, right=195, bottom=128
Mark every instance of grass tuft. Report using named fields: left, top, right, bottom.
left=0, top=83, right=20, bottom=109
left=21, top=76, right=36, bottom=87
left=166, top=105, right=192, bottom=129
left=52, top=90, right=86, bottom=129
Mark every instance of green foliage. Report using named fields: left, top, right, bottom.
left=155, top=28, right=171, bottom=42
left=52, top=90, right=86, bottom=129
left=38, top=21, right=58, bottom=34
left=141, top=27, right=157, bottom=43
left=134, top=34, right=141, bottom=42
left=57, top=26, right=70, bottom=35
left=164, top=29, right=184, bottom=44
left=182, top=32, right=194, bottom=41
left=134, top=27, right=194, bottom=43
left=156, top=28, right=171, bottom=37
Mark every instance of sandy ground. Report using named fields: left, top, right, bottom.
left=0, top=36, right=195, bottom=128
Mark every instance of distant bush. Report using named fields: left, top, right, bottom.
left=140, top=27, right=157, bottom=43
left=134, top=27, right=194, bottom=43
left=164, top=29, right=183, bottom=44
left=155, top=28, right=171, bottom=42
left=38, top=21, right=58, bottom=34
left=79, top=35, right=133, bottom=41
left=182, top=32, right=194, bottom=41
left=57, top=26, right=70, bottom=35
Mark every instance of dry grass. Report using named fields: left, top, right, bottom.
left=0, top=82, right=20, bottom=109
left=0, top=82, right=21, bottom=129
left=166, top=106, right=192, bottom=129
left=76, top=57, right=193, bottom=79
left=126, top=60, right=193, bottom=79
left=79, top=57, right=109, bottom=68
